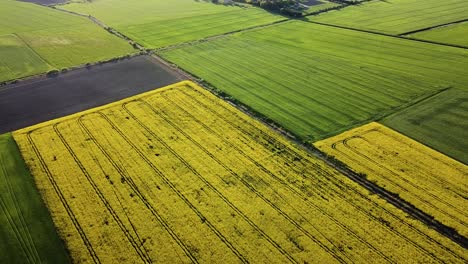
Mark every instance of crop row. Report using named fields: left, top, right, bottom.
left=13, top=82, right=466, bottom=263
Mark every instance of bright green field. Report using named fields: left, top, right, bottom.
left=160, top=21, right=468, bottom=141
left=0, top=133, right=70, bottom=263
left=0, top=35, right=52, bottom=82
left=383, top=89, right=468, bottom=164
left=409, top=22, right=468, bottom=47
left=62, top=0, right=283, bottom=48
left=311, top=0, right=468, bottom=35
left=0, top=0, right=134, bottom=82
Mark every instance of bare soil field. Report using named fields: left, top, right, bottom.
left=0, top=55, right=184, bottom=134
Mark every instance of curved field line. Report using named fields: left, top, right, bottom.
left=53, top=123, right=152, bottom=263
left=133, top=98, right=348, bottom=263
left=180, top=87, right=465, bottom=262
left=119, top=103, right=296, bottom=263
left=77, top=115, right=198, bottom=264
left=160, top=91, right=394, bottom=263
left=328, top=126, right=467, bottom=194
left=340, top=135, right=468, bottom=221
left=26, top=130, right=101, bottom=264
left=368, top=128, right=468, bottom=177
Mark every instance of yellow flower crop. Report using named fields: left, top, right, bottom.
left=315, top=122, right=468, bottom=237
left=14, top=82, right=467, bottom=263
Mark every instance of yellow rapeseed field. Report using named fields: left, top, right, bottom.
left=14, top=82, right=467, bottom=263
left=315, top=122, right=468, bottom=238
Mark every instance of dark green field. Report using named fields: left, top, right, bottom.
left=383, top=88, right=468, bottom=164
left=0, top=133, right=69, bottom=263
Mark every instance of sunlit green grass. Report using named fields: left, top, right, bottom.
left=311, top=0, right=468, bottom=34
left=0, top=0, right=134, bottom=82
left=62, top=0, right=284, bottom=48
left=160, top=20, right=468, bottom=141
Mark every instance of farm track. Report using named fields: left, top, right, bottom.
left=0, top=166, right=41, bottom=264
left=76, top=115, right=201, bottom=263
left=53, top=123, right=153, bottom=263
left=124, top=91, right=458, bottom=260
left=176, top=87, right=468, bottom=259
left=26, top=130, right=101, bottom=264
left=156, top=41, right=468, bottom=248
left=117, top=105, right=294, bottom=263
left=332, top=134, right=467, bottom=225
left=7, top=1, right=468, bottom=260
left=13, top=83, right=468, bottom=262
left=133, top=99, right=350, bottom=262
left=161, top=90, right=394, bottom=262
left=85, top=112, right=248, bottom=263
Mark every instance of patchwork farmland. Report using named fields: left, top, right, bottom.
left=0, top=0, right=134, bottom=83
left=409, top=21, right=468, bottom=47
left=1, top=0, right=467, bottom=263
left=160, top=20, right=468, bottom=141
left=0, top=55, right=183, bottom=134
left=315, top=122, right=468, bottom=237
left=311, top=0, right=468, bottom=35
left=13, top=82, right=467, bottom=263
left=383, top=88, right=468, bottom=164
left=61, top=0, right=284, bottom=48
left=0, top=133, right=69, bottom=262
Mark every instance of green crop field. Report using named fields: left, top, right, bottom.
left=0, top=133, right=70, bottom=263
left=0, top=35, right=52, bottom=82
left=409, top=22, right=468, bottom=47
left=311, top=0, right=468, bottom=35
left=0, top=0, right=134, bottom=82
left=382, top=88, right=468, bottom=164
left=160, top=20, right=468, bottom=141
left=61, top=0, right=283, bottom=48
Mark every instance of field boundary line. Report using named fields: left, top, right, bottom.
left=77, top=114, right=200, bottom=263
left=153, top=18, right=291, bottom=53
left=94, top=110, right=250, bottom=263
left=175, top=85, right=466, bottom=260
left=25, top=130, right=101, bottom=263
left=399, top=18, right=468, bottom=36
left=12, top=33, right=54, bottom=70
left=306, top=20, right=468, bottom=50
left=0, top=52, right=142, bottom=90
left=53, top=122, right=153, bottom=263
left=142, top=96, right=348, bottom=263
left=162, top=80, right=468, bottom=250
left=376, top=87, right=452, bottom=122
left=332, top=135, right=468, bottom=224
left=1, top=164, right=43, bottom=263
left=122, top=101, right=297, bottom=263
left=162, top=89, right=394, bottom=262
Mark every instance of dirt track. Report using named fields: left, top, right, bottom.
left=0, top=55, right=184, bottom=134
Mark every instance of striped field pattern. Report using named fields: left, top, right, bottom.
left=315, top=122, right=468, bottom=238
left=13, top=81, right=467, bottom=263
left=311, top=0, right=468, bottom=34
left=160, top=21, right=468, bottom=141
